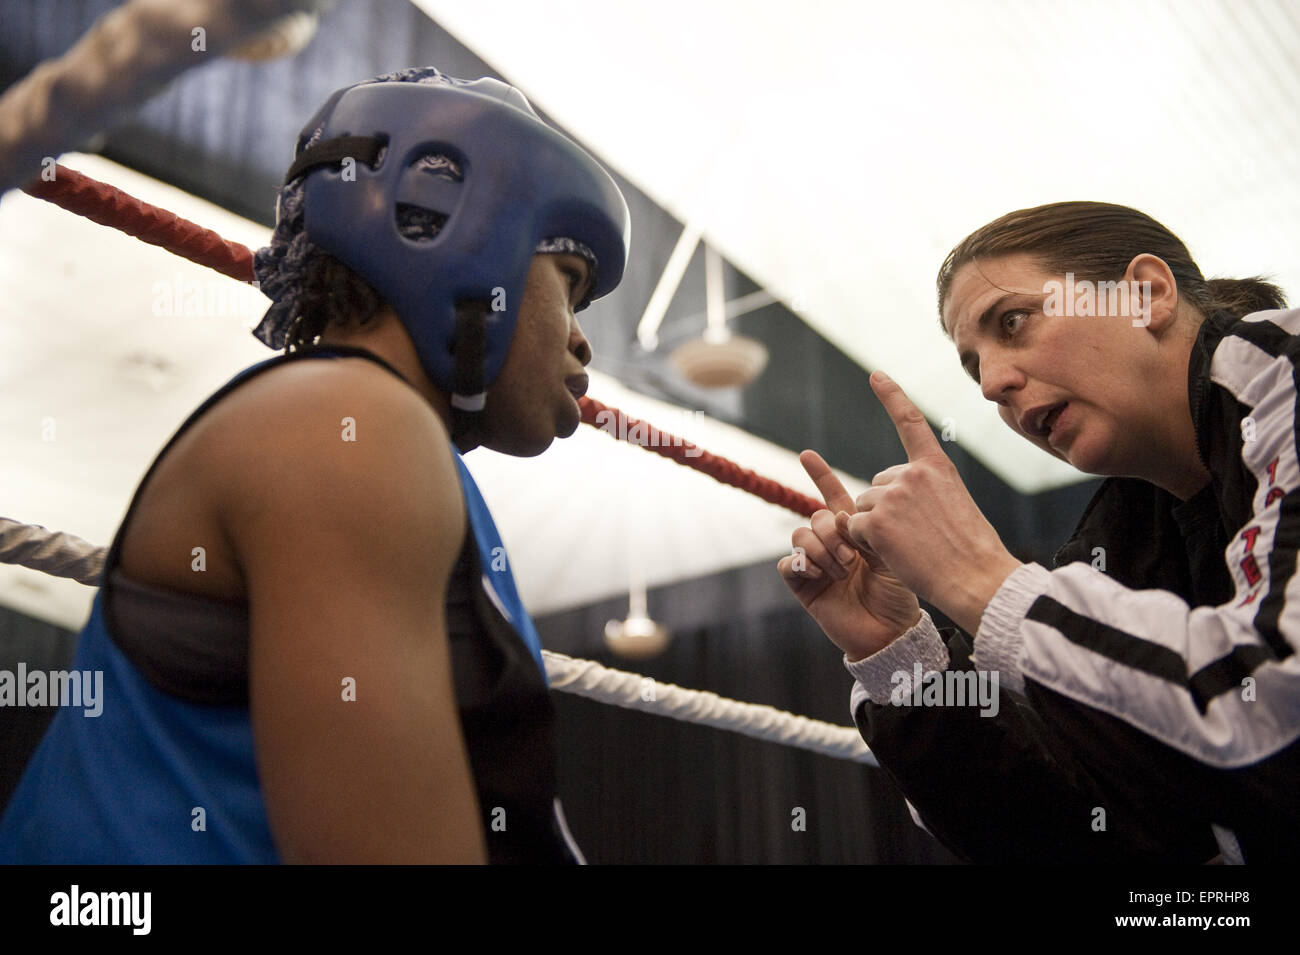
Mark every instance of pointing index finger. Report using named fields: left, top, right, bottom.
left=871, top=370, right=943, bottom=461
left=800, top=450, right=856, bottom=513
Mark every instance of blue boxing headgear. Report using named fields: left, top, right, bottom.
left=254, top=68, right=630, bottom=423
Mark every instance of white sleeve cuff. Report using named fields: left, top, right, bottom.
left=844, top=610, right=949, bottom=712
left=972, top=562, right=1052, bottom=695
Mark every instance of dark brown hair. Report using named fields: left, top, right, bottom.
left=936, top=201, right=1286, bottom=333
left=281, top=249, right=386, bottom=351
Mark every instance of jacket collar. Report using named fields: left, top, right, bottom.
left=1186, top=310, right=1241, bottom=474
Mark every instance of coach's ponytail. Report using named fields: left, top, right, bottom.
left=1203, top=277, right=1287, bottom=318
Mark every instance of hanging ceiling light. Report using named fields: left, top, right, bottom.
left=604, top=570, right=671, bottom=659
left=669, top=243, right=768, bottom=388
left=603, top=613, right=671, bottom=660
left=604, top=494, right=671, bottom=660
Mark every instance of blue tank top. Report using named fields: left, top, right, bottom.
left=0, top=347, right=573, bottom=863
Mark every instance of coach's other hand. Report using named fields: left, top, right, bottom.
left=778, top=449, right=921, bottom=661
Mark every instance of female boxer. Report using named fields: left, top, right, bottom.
left=0, top=66, right=629, bottom=864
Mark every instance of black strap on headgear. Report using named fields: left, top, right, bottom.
left=449, top=301, right=490, bottom=442
left=284, top=135, right=385, bottom=184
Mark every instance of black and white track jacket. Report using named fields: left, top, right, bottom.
left=846, top=307, right=1300, bottom=863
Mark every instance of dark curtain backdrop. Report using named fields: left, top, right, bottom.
left=539, top=559, right=961, bottom=864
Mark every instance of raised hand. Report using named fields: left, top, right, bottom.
left=841, top=371, right=1022, bottom=634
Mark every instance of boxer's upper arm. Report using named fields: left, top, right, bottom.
left=218, top=360, right=484, bottom=863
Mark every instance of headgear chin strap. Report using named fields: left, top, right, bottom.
left=275, top=73, right=630, bottom=433
left=449, top=300, right=489, bottom=442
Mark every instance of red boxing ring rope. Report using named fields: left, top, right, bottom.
left=22, top=163, right=823, bottom=518
left=579, top=397, right=821, bottom=516
left=23, top=164, right=257, bottom=283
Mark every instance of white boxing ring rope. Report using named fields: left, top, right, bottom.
left=542, top=652, right=874, bottom=764
left=1, top=519, right=878, bottom=766
left=0, top=518, right=106, bottom=587
left=0, top=0, right=333, bottom=192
